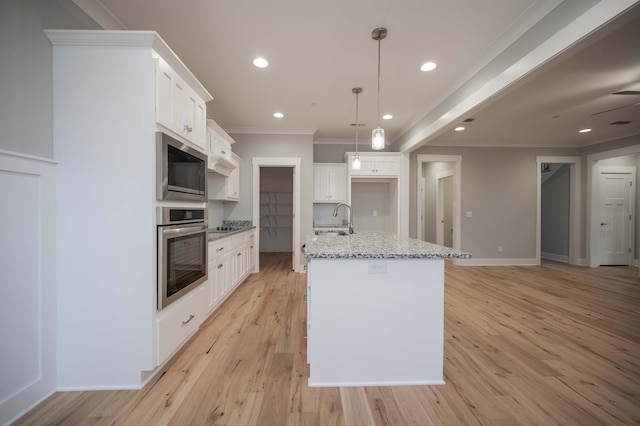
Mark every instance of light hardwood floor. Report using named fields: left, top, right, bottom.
left=14, top=254, right=640, bottom=425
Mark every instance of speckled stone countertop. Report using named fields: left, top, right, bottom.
left=207, top=226, right=256, bottom=242
left=303, top=231, right=471, bottom=260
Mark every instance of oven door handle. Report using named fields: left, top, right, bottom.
left=160, top=224, right=208, bottom=238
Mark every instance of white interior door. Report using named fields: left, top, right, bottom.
left=599, top=169, right=634, bottom=265
left=436, top=170, right=453, bottom=247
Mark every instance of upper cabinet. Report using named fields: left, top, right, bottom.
left=208, top=152, right=241, bottom=201
left=155, top=57, right=207, bottom=151
left=314, top=164, right=347, bottom=202
left=349, top=155, right=400, bottom=177
left=206, top=119, right=238, bottom=175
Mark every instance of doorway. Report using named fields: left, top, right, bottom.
left=259, top=167, right=293, bottom=253
left=436, top=170, right=454, bottom=247
left=416, top=155, right=461, bottom=250
left=587, top=146, right=640, bottom=268
left=597, top=166, right=636, bottom=266
left=536, top=156, right=581, bottom=265
left=252, top=158, right=302, bottom=273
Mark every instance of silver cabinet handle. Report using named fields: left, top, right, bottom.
left=600, top=222, right=610, bottom=226
left=216, top=247, right=224, bottom=252
left=183, top=125, right=193, bottom=132
left=237, top=252, right=242, bottom=257
left=182, top=314, right=195, bottom=326
left=217, top=264, right=223, bottom=269
left=221, top=150, right=226, bottom=155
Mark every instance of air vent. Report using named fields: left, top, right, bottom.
left=613, top=90, right=640, bottom=95
left=610, top=120, right=632, bottom=125
left=463, top=118, right=475, bottom=123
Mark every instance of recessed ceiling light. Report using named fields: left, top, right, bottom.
left=455, top=126, right=465, bottom=132
left=382, top=114, right=393, bottom=120
left=579, top=128, right=592, bottom=133
left=420, top=61, right=437, bottom=72
left=253, top=57, right=269, bottom=68
left=273, top=112, right=284, bottom=118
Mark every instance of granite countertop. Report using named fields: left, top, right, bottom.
left=303, top=230, right=472, bottom=260
left=207, top=226, right=256, bottom=242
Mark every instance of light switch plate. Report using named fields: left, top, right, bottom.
left=466, top=211, right=473, bottom=218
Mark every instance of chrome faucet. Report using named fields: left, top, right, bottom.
left=333, top=202, right=354, bottom=234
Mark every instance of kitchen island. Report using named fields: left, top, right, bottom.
left=303, top=231, right=471, bottom=387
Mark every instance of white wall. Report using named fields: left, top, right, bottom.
left=0, top=0, right=98, bottom=158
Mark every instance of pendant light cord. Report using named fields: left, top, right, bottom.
left=377, top=36, right=381, bottom=129
left=355, top=91, right=359, bottom=155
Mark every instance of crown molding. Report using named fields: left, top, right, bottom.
left=226, top=127, right=317, bottom=136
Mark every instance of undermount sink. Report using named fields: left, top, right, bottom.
left=314, top=230, right=350, bottom=236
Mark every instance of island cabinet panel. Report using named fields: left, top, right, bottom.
left=306, top=257, right=445, bottom=387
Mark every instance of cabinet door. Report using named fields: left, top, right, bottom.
left=226, top=167, right=240, bottom=200
left=156, top=59, right=184, bottom=135
left=213, top=258, right=225, bottom=308
left=329, top=166, right=347, bottom=202
left=182, top=91, right=197, bottom=141
left=313, top=166, right=331, bottom=201
left=350, top=157, right=376, bottom=176
left=375, top=157, right=400, bottom=176
left=193, top=100, right=206, bottom=150
left=208, top=128, right=222, bottom=156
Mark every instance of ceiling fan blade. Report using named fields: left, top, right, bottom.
left=591, top=101, right=640, bottom=116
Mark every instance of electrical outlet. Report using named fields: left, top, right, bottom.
left=373, top=210, right=377, bottom=217
left=368, top=260, right=387, bottom=274
left=498, top=245, right=503, bottom=252
left=466, top=211, right=473, bottom=218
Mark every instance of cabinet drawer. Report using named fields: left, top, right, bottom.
left=156, top=284, right=206, bottom=365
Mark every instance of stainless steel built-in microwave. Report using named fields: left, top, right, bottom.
left=156, top=132, right=207, bottom=202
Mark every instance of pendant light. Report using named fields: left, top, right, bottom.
left=352, top=87, right=362, bottom=170
left=371, top=27, right=387, bottom=150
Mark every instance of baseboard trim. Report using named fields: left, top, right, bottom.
left=454, top=258, right=538, bottom=266
left=541, top=252, right=569, bottom=263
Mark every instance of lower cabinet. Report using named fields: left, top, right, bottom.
left=156, top=285, right=206, bottom=365
left=157, top=229, right=256, bottom=366
left=206, top=229, right=257, bottom=316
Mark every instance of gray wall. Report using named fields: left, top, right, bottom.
left=0, top=0, right=98, bottom=158
left=410, top=146, right=579, bottom=260
left=541, top=164, right=570, bottom=258
left=409, top=138, right=640, bottom=263
left=226, top=133, right=315, bottom=251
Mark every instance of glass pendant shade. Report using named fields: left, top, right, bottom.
left=352, top=155, right=361, bottom=170
left=372, top=127, right=385, bottom=150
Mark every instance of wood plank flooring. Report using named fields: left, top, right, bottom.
left=14, top=254, right=640, bottom=425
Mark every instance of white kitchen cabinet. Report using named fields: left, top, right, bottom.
left=47, top=30, right=212, bottom=389
left=155, top=58, right=207, bottom=151
left=349, top=155, right=400, bottom=177
left=313, top=164, right=347, bottom=202
left=208, top=152, right=241, bottom=201
left=206, top=119, right=237, bottom=175
left=156, top=284, right=206, bottom=366
left=207, top=229, right=256, bottom=316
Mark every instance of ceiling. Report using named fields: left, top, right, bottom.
left=75, top=0, right=640, bottom=151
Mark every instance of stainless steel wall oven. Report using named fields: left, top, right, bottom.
left=157, top=208, right=207, bottom=309
left=156, top=132, right=207, bottom=202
